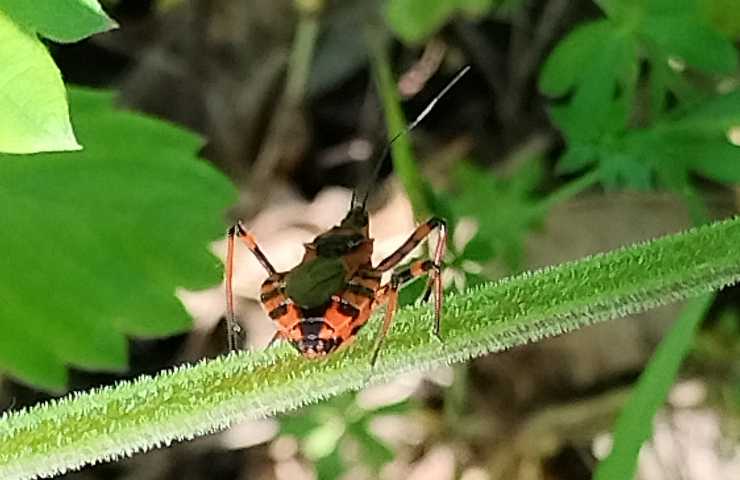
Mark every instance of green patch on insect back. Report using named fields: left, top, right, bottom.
left=285, top=257, right=347, bottom=308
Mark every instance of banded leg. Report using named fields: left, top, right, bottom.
left=375, top=217, right=447, bottom=337
left=225, top=221, right=278, bottom=351
left=371, top=260, right=441, bottom=366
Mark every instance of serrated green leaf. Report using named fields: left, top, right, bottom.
left=547, top=0, right=738, bottom=188
left=547, top=28, right=637, bottom=142
left=0, top=0, right=116, bottom=43
left=567, top=89, right=740, bottom=189
left=594, top=295, right=713, bottom=480
left=2, top=216, right=740, bottom=479
left=541, top=18, right=638, bottom=150
left=0, top=87, right=235, bottom=390
left=0, top=11, right=80, bottom=154
left=620, top=91, right=740, bottom=187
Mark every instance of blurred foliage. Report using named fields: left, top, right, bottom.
left=693, top=306, right=740, bottom=417
left=280, top=393, right=407, bottom=478
left=0, top=89, right=235, bottom=390
left=535, top=1, right=740, bottom=475
left=0, top=0, right=115, bottom=43
left=386, top=0, right=496, bottom=43
left=540, top=0, right=739, bottom=190
left=379, top=0, right=740, bottom=477
left=441, top=158, right=545, bottom=273
left=0, top=0, right=115, bottom=153
left=705, top=0, right=740, bottom=38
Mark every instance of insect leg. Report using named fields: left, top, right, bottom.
left=225, top=221, right=278, bottom=351
left=376, top=217, right=447, bottom=272
left=370, top=260, right=440, bottom=366
left=266, top=329, right=282, bottom=349
left=376, top=217, right=447, bottom=336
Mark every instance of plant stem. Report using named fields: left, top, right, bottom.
left=247, top=3, right=320, bottom=192
left=3, top=217, right=740, bottom=479
left=285, top=4, right=320, bottom=106
left=367, top=29, right=430, bottom=217
left=538, top=168, right=602, bottom=212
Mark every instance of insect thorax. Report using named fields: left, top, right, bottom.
left=284, top=256, right=347, bottom=308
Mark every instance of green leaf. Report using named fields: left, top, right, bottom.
left=398, top=276, right=428, bottom=307
left=385, top=0, right=495, bottom=43
left=686, top=142, right=740, bottom=183
left=567, top=90, right=740, bottom=189
left=540, top=19, right=638, bottom=152
left=663, top=89, right=740, bottom=133
left=546, top=0, right=738, bottom=187
left=2, top=216, right=740, bottom=478
left=386, top=0, right=456, bottom=44
left=369, top=34, right=430, bottom=217
left=0, top=88, right=235, bottom=391
left=619, top=91, right=740, bottom=187
left=640, top=14, right=738, bottom=73
left=458, top=0, right=495, bottom=16
left=548, top=28, right=637, bottom=142
left=704, top=0, right=740, bottom=38
left=448, top=159, right=544, bottom=270
left=0, top=1, right=116, bottom=154
left=0, top=11, right=80, bottom=154
left=599, top=152, right=655, bottom=189
left=0, top=0, right=116, bottom=43
left=594, top=0, right=641, bottom=24
left=644, top=0, right=699, bottom=16
left=594, top=295, right=713, bottom=480
left=539, top=20, right=614, bottom=97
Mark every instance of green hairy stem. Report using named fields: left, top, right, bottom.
left=2, top=217, right=740, bottom=479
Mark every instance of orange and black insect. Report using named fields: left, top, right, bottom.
left=225, top=66, right=469, bottom=364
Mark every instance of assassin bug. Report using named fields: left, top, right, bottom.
left=225, top=66, right=470, bottom=364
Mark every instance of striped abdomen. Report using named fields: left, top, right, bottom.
left=259, top=270, right=381, bottom=358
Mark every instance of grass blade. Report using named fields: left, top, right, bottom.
left=593, top=294, right=713, bottom=480
left=2, top=217, right=740, bottom=479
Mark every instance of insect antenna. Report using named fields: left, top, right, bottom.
left=353, top=65, right=471, bottom=210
